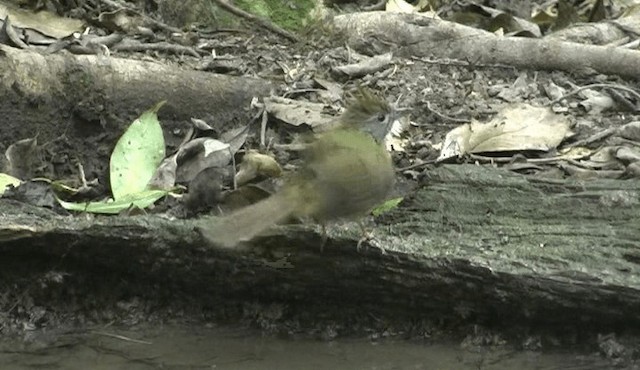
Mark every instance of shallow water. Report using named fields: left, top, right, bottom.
left=0, top=325, right=611, bottom=370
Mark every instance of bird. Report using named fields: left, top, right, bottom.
left=198, top=90, right=401, bottom=249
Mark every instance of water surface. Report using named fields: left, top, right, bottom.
left=0, top=325, right=610, bottom=369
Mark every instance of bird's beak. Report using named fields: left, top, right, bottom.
left=391, top=107, right=411, bottom=123
left=395, top=107, right=412, bottom=115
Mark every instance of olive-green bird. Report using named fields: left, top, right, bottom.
left=199, top=90, right=401, bottom=248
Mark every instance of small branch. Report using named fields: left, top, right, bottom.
left=425, top=101, right=468, bottom=123
left=212, top=0, right=300, bottom=43
left=112, top=40, right=200, bottom=58
left=90, top=330, right=153, bottom=344
left=363, top=0, right=386, bottom=11
left=99, top=0, right=183, bottom=34
left=549, top=83, right=640, bottom=106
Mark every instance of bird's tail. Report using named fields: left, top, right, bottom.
left=198, top=190, right=298, bottom=249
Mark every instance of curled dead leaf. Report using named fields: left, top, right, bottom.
left=235, top=150, right=282, bottom=186
left=4, top=136, right=38, bottom=180
left=263, top=97, right=334, bottom=129
left=438, top=104, right=572, bottom=161
left=619, top=121, right=640, bottom=141
left=176, top=138, right=231, bottom=183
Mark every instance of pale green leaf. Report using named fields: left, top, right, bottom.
left=110, top=101, right=166, bottom=200
left=58, top=189, right=168, bottom=214
left=372, top=197, right=403, bottom=217
left=0, top=173, right=21, bottom=196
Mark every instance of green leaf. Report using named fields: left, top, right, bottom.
left=0, top=173, right=21, bottom=196
left=372, top=197, right=403, bottom=217
left=110, top=101, right=166, bottom=201
left=57, top=189, right=168, bottom=214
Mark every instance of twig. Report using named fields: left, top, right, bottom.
left=410, top=56, right=516, bottom=71
left=99, top=0, right=182, bottom=34
left=282, top=88, right=324, bottom=98
left=397, top=158, right=438, bottom=171
left=212, top=0, right=300, bottom=43
left=363, top=0, right=386, bottom=11
left=113, top=40, right=200, bottom=58
left=425, top=101, right=468, bottom=123
left=468, top=153, right=593, bottom=165
left=548, top=83, right=640, bottom=106
left=564, top=127, right=618, bottom=149
left=90, top=330, right=152, bottom=344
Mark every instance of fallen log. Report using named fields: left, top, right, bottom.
left=1, top=164, right=638, bottom=336
left=333, top=12, right=640, bottom=79
left=0, top=44, right=273, bottom=180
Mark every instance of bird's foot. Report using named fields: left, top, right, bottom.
left=356, top=234, right=369, bottom=252
left=356, top=222, right=386, bottom=254
left=319, top=223, right=328, bottom=252
left=357, top=231, right=387, bottom=255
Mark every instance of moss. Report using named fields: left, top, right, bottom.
left=156, top=0, right=316, bottom=31
left=235, top=0, right=270, bottom=17
left=234, top=0, right=315, bottom=31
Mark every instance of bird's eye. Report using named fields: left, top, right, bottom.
left=377, top=112, right=386, bottom=122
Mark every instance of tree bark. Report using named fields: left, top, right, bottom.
left=1, top=164, right=638, bottom=332
left=0, top=44, right=273, bottom=184
left=333, top=12, right=640, bottom=79
left=0, top=44, right=272, bottom=168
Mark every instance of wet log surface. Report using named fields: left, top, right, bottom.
left=1, top=164, right=638, bottom=336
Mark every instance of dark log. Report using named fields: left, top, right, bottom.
left=1, top=164, right=638, bottom=335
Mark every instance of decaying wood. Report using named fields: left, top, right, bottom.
left=0, top=44, right=273, bottom=139
left=333, top=12, right=640, bottom=79
left=1, top=164, right=638, bottom=331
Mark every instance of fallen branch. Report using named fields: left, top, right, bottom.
left=212, top=0, right=300, bottom=43
left=334, top=12, right=640, bottom=79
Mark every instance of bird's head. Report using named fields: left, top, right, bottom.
left=340, top=89, right=408, bottom=143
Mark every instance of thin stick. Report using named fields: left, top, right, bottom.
left=212, top=0, right=300, bottom=42
left=90, top=330, right=153, bottom=345
left=549, top=83, right=640, bottom=106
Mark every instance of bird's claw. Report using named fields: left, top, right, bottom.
left=356, top=231, right=386, bottom=254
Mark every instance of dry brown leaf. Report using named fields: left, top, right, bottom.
left=176, top=138, right=231, bottom=183
left=386, top=0, right=417, bottom=13
left=615, top=146, right=640, bottom=164
left=618, top=121, right=640, bottom=141
left=235, top=150, right=282, bottom=186
left=263, top=97, right=334, bottom=129
left=148, top=154, right=177, bottom=190
left=0, top=2, right=84, bottom=40
left=438, top=104, right=572, bottom=161
left=332, top=53, right=394, bottom=78
left=4, top=136, right=38, bottom=180
left=578, top=90, right=615, bottom=114
left=557, top=146, right=593, bottom=160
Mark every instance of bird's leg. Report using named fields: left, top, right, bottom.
left=319, top=222, right=328, bottom=252
left=356, top=221, right=372, bottom=252
left=356, top=221, right=386, bottom=254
